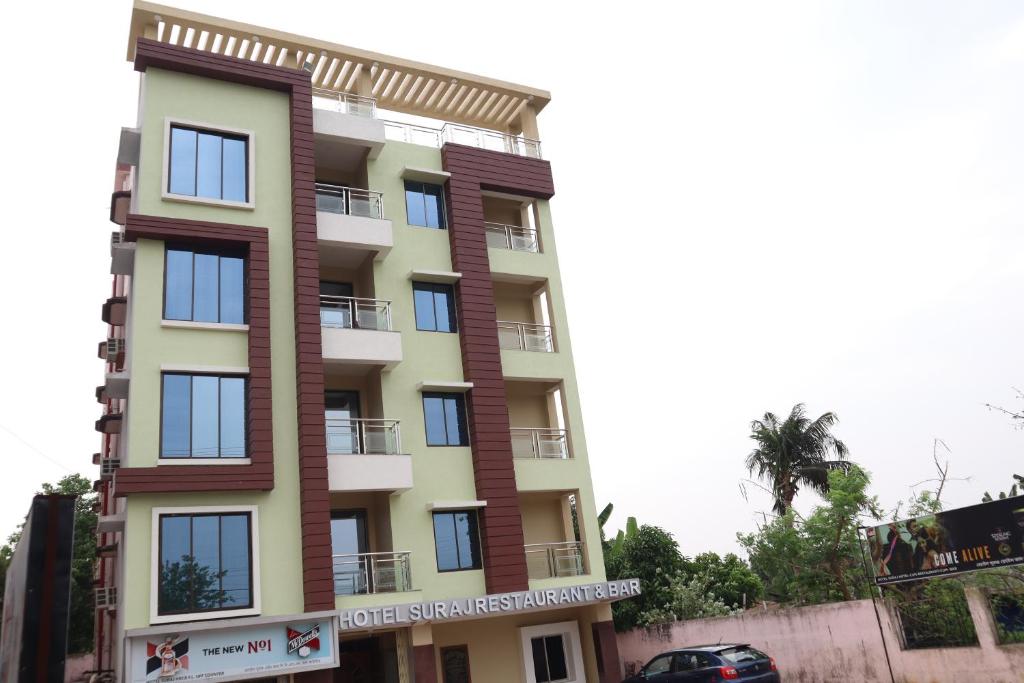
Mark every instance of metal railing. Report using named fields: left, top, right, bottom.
left=511, top=428, right=569, bottom=459
left=332, top=551, right=412, bottom=596
left=443, top=123, right=542, bottom=159
left=382, top=120, right=543, bottom=159
left=315, top=183, right=384, bottom=220
left=892, top=594, right=979, bottom=650
left=524, top=541, right=584, bottom=580
left=320, top=295, right=393, bottom=331
left=485, top=222, right=540, bottom=252
left=497, top=321, right=554, bottom=353
left=326, top=418, right=402, bottom=455
left=312, top=89, right=377, bottom=118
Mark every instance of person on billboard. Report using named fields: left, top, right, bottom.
left=882, top=523, right=914, bottom=576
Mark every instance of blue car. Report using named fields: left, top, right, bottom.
left=622, top=644, right=780, bottom=682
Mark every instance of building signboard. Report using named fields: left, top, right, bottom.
left=337, top=579, right=642, bottom=630
left=125, top=615, right=339, bottom=682
left=866, top=495, right=1024, bottom=585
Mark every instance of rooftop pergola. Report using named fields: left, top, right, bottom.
left=127, top=1, right=551, bottom=137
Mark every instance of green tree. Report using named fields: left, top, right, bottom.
left=636, top=573, right=739, bottom=626
left=739, top=468, right=879, bottom=604
left=605, top=525, right=685, bottom=630
left=746, top=404, right=852, bottom=515
left=983, top=474, right=1023, bottom=502
left=681, top=552, right=763, bottom=610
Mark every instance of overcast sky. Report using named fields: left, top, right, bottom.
left=1, top=1, right=1021, bottom=556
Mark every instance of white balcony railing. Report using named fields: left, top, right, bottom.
left=312, top=89, right=377, bottom=118
left=332, top=551, right=412, bottom=595
left=498, top=321, right=553, bottom=353
left=326, top=418, right=402, bottom=455
left=315, top=183, right=384, bottom=220
left=320, top=295, right=393, bottom=331
left=382, top=120, right=542, bottom=159
left=485, top=222, right=540, bottom=253
left=525, top=541, right=584, bottom=580
left=511, top=428, right=569, bottom=459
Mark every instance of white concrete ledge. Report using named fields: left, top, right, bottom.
left=427, top=500, right=488, bottom=511
left=416, top=380, right=473, bottom=393
left=402, top=166, right=452, bottom=183
left=408, top=269, right=462, bottom=284
left=161, top=320, right=250, bottom=332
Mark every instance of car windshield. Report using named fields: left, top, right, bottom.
left=718, top=647, right=768, bottom=663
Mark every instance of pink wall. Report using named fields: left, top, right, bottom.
left=64, top=653, right=93, bottom=683
left=616, top=587, right=1024, bottom=683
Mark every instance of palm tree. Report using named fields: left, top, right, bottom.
left=746, top=404, right=852, bottom=515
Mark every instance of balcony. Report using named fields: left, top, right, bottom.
left=485, top=222, right=540, bottom=253
left=320, top=295, right=402, bottom=369
left=326, top=418, right=412, bottom=493
left=332, top=551, right=412, bottom=596
left=525, top=541, right=585, bottom=580
left=383, top=120, right=542, bottom=159
left=511, top=428, right=569, bottom=460
left=313, top=91, right=386, bottom=168
left=316, top=184, right=392, bottom=264
left=498, top=321, right=554, bottom=353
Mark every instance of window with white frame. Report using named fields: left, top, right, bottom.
left=163, top=119, right=255, bottom=208
left=152, top=506, right=261, bottom=623
left=519, top=622, right=585, bottom=683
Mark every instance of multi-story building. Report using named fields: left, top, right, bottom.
left=93, top=3, right=639, bottom=681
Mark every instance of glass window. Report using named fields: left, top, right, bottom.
left=432, top=510, right=481, bottom=571
left=404, top=180, right=446, bottom=228
left=645, top=654, right=673, bottom=676
left=164, top=247, right=246, bottom=324
left=422, top=393, right=468, bottom=446
left=531, top=635, right=569, bottom=683
left=441, top=646, right=471, bottom=683
left=158, top=512, right=252, bottom=615
left=412, top=282, right=457, bottom=332
left=718, top=647, right=767, bottom=664
left=162, top=374, right=247, bottom=458
left=168, top=124, right=249, bottom=202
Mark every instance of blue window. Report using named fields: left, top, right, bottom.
left=412, top=282, right=457, bottom=332
left=161, top=374, right=246, bottom=458
left=164, top=246, right=245, bottom=324
left=423, top=393, right=468, bottom=446
left=169, top=125, right=249, bottom=202
left=158, top=512, right=253, bottom=615
left=432, top=510, right=481, bottom=572
left=404, top=180, right=446, bottom=228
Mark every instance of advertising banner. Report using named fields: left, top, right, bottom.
left=127, top=616, right=338, bottom=682
left=865, top=495, right=1024, bottom=585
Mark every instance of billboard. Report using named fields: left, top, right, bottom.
left=0, top=495, right=77, bottom=683
left=126, top=616, right=339, bottom=682
left=865, top=495, right=1024, bottom=585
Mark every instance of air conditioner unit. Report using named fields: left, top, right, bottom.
left=95, top=587, right=117, bottom=610
left=105, top=338, right=126, bottom=361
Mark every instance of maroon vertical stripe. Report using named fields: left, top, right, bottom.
left=130, top=39, right=334, bottom=610
left=441, top=143, right=555, bottom=594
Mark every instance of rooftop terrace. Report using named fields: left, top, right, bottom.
left=127, top=1, right=550, bottom=136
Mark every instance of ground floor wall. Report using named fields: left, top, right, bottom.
left=426, top=604, right=613, bottom=683
left=616, top=586, right=1024, bottom=683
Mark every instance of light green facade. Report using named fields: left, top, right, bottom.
left=120, top=69, right=605, bottom=627
left=122, top=68, right=305, bottom=628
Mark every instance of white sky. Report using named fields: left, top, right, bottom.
left=0, top=1, right=1021, bottom=556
